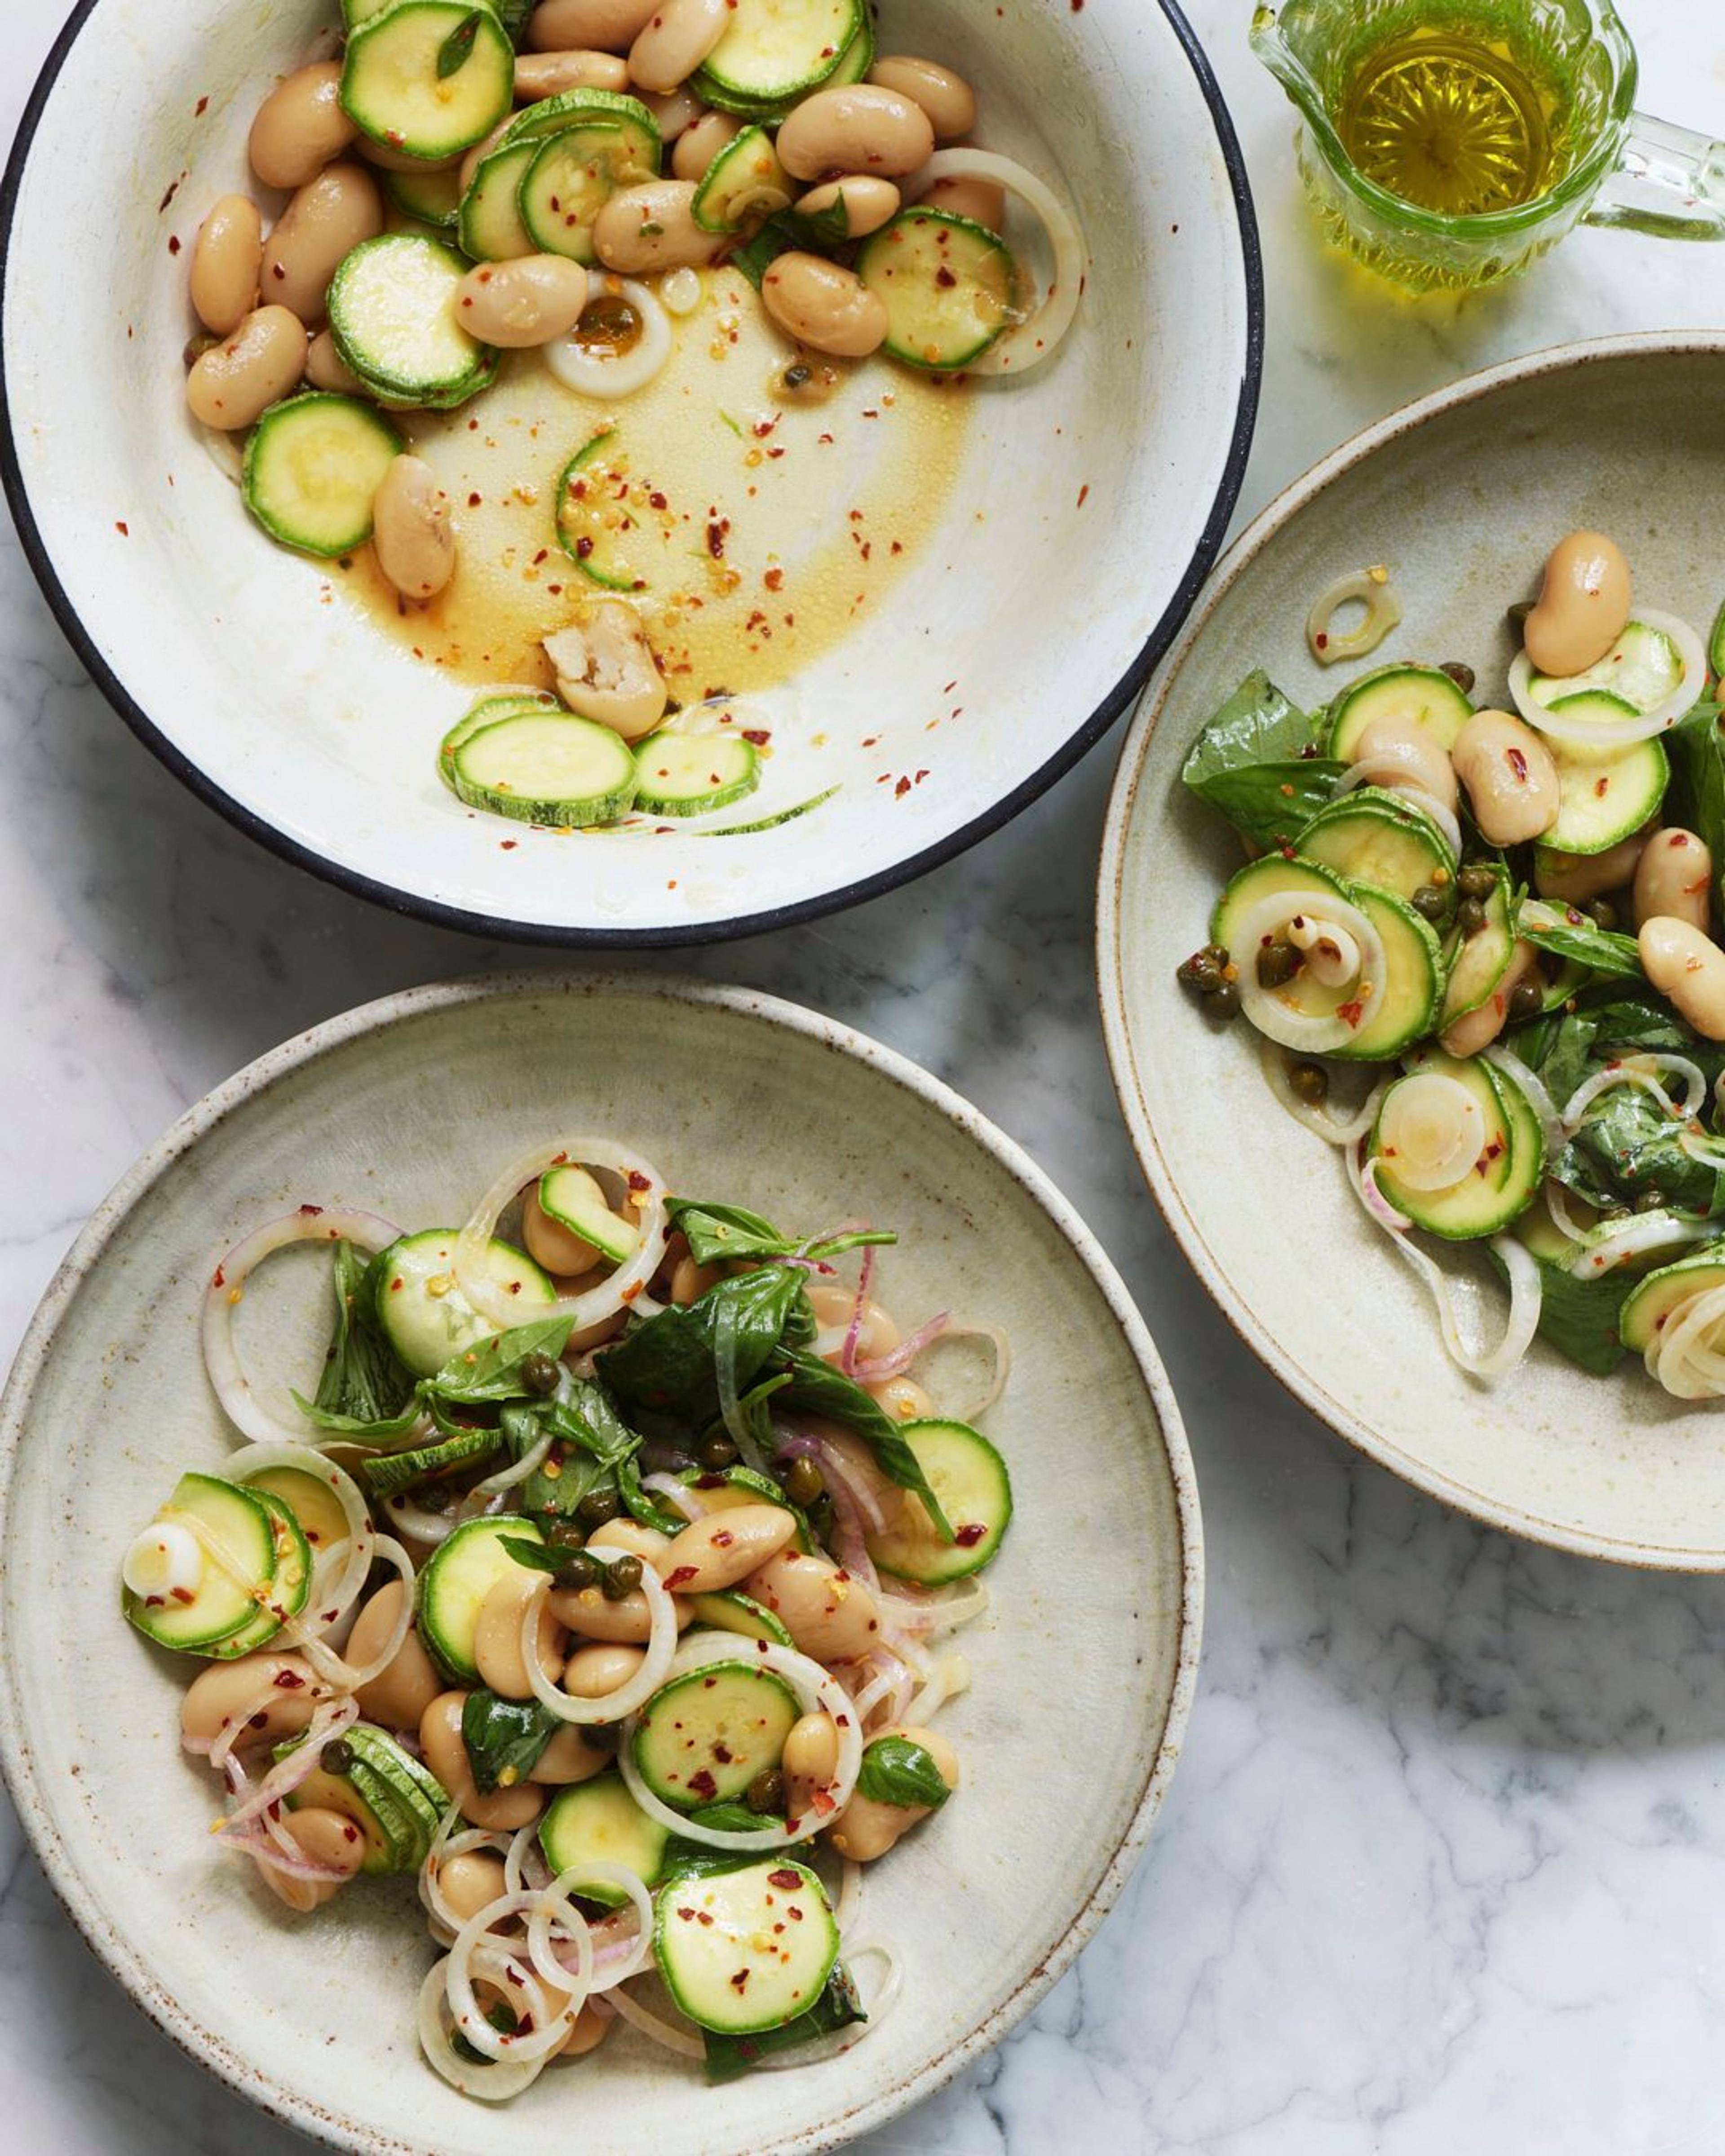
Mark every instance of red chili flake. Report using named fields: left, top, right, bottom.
left=1314, top=631, right=1329, bottom=651
left=713, top=1742, right=734, bottom=1764
left=298, top=1202, right=324, bottom=1218
left=895, top=776, right=911, bottom=797
left=707, top=521, right=727, bottom=558
left=501, top=839, right=518, bottom=851
left=467, top=492, right=482, bottom=508
left=1595, top=775, right=1610, bottom=798
left=835, top=1713, right=850, bottom=1728
left=159, top=177, right=181, bottom=213
left=532, top=548, right=548, bottom=565
left=818, top=431, right=834, bottom=445
left=195, top=95, right=209, bottom=115
left=170, top=1586, right=196, bottom=1605
left=114, top=520, right=130, bottom=537
left=811, top=1789, right=836, bottom=1816
left=274, top=1669, right=306, bottom=1690
left=767, top=1869, right=802, bottom=1890
left=742, top=728, right=770, bottom=746
left=712, top=1530, right=734, bottom=1549
left=248, top=1710, right=269, bottom=1728
left=167, top=234, right=181, bottom=254
left=786, top=1903, right=805, bottom=1921
left=666, top=1566, right=699, bottom=1589
left=1507, top=746, right=1528, bottom=781
left=696, top=1909, right=715, bottom=1926
left=688, top=1768, right=718, bottom=1801
left=955, top=1523, right=987, bottom=1547
left=935, top=265, right=958, bottom=288
left=729, top=1970, right=751, bottom=1992
left=1337, top=999, right=1364, bottom=1027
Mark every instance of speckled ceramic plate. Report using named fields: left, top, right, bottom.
left=1099, top=332, right=1725, bottom=1570
left=0, top=972, right=1199, bottom=2152
left=0, top=0, right=1258, bottom=946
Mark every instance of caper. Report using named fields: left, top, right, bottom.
left=1601, top=1202, right=1633, bottom=1223
left=575, top=1488, right=621, bottom=1531
left=1457, top=862, right=1498, bottom=900
left=784, top=363, right=812, bottom=389
left=1506, top=599, right=1533, bottom=629
left=1207, top=980, right=1242, bottom=1020
left=1440, top=660, right=1476, bottom=694
left=699, top=1434, right=739, bottom=1471
left=1177, top=949, right=1224, bottom=993
left=601, top=1553, right=644, bottom=1600
left=1508, top=978, right=1544, bottom=1021
left=520, top=1350, right=561, bottom=1397
left=1635, top=1187, right=1668, bottom=1215
left=1256, top=938, right=1300, bottom=989
left=581, top=1718, right=622, bottom=1754
left=782, top=1455, right=825, bottom=1508
left=1411, top=883, right=1449, bottom=922
left=746, top=1766, right=786, bottom=1815
left=1456, top=897, right=1487, bottom=937
left=555, top=1549, right=602, bottom=1593
left=319, top=1738, right=354, bottom=1775
left=640, top=1438, right=695, bottom=1476
left=1587, top=898, right=1618, bottom=931
left=1287, top=1060, right=1330, bottom=1105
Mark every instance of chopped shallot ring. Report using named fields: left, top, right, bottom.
left=1306, top=566, right=1401, bottom=665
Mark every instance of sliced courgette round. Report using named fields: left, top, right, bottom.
left=633, top=732, right=761, bottom=816
left=540, top=1772, right=670, bottom=1903
left=1544, top=703, right=1668, bottom=855
left=1327, top=663, right=1474, bottom=760
left=520, top=121, right=660, bottom=263
left=865, top=1421, right=1012, bottom=1583
left=555, top=431, right=650, bottom=593
left=123, top=1473, right=279, bottom=1654
left=416, top=1515, right=547, bottom=1684
left=329, top=234, right=496, bottom=410
left=457, top=139, right=540, bottom=263
left=286, top=1723, right=447, bottom=1872
left=539, top=1163, right=639, bottom=1264
left=1298, top=786, right=1456, bottom=906
left=685, top=1590, right=796, bottom=1647
left=384, top=162, right=463, bottom=230
left=1372, top=1052, right=1524, bottom=1240
left=857, top=208, right=1017, bottom=373
left=694, top=0, right=863, bottom=111
left=373, top=1226, right=556, bottom=1377
left=211, top=1489, right=313, bottom=1660
left=633, top=1661, right=800, bottom=1808
left=1620, top=1248, right=1725, bottom=1354
left=499, top=87, right=661, bottom=159
left=692, top=124, right=792, bottom=234
left=448, top=711, right=641, bottom=827
left=240, top=1463, right=351, bottom=1561
left=341, top=0, right=514, bottom=162
left=438, top=692, right=560, bottom=787
left=1438, top=864, right=1513, bottom=1029
left=241, top=393, right=402, bottom=558
left=1526, top=620, right=1683, bottom=715
left=654, top=1858, right=838, bottom=2034
left=360, top=1425, right=504, bottom=1502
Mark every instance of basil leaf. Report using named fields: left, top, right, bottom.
left=600, top=1269, right=807, bottom=1426
left=659, top=1803, right=793, bottom=1886
left=461, top=1690, right=558, bottom=1794
left=1664, top=698, right=1725, bottom=930
left=1517, top=898, right=1644, bottom=981
left=1190, top=758, right=1345, bottom=850
left=428, top=1317, right=573, bottom=1403
left=703, top=1964, right=866, bottom=2081
left=1556, top=1082, right=1725, bottom=1216
left=855, top=1734, right=952, bottom=1811
left=310, top=1240, right=416, bottom=1425
left=667, top=1197, right=793, bottom=1266
left=503, top=1400, right=613, bottom=1523
left=617, top=1453, right=686, bottom=1537
left=1489, top=1243, right=1627, bottom=1376
left=1181, top=670, right=1323, bottom=782
left=498, top=1534, right=566, bottom=1575
left=437, top=8, right=484, bottom=76
left=547, top=1379, right=641, bottom=1467
left=768, top=1349, right=953, bottom=1541
left=290, top=1391, right=424, bottom=1438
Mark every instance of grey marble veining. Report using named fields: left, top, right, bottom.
left=9, top=2, right=1725, bottom=2150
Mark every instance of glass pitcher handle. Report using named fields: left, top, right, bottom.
left=1585, top=111, right=1725, bottom=239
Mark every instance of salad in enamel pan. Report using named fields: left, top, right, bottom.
left=120, top=1145, right=1010, bottom=2094
left=1176, top=525, right=1725, bottom=1399
left=181, top=0, right=1084, bottom=836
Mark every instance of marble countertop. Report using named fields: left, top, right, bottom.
left=7, top=2, right=1725, bottom=2149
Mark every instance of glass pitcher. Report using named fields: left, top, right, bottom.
left=1252, top=0, right=1725, bottom=292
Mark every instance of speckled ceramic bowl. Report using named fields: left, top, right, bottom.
left=0, top=972, right=1200, bottom=2151
left=1100, top=332, right=1725, bottom=1570
left=0, top=0, right=1258, bottom=946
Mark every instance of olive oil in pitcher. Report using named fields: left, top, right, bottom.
left=1333, top=17, right=1566, bottom=215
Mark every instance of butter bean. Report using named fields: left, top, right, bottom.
left=1524, top=529, right=1632, bottom=678
left=544, top=605, right=668, bottom=738
left=670, top=1251, right=721, bottom=1303
left=186, top=305, right=307, bottom=430
left=549, top=1581, right=690, bottom=1643
left=530, top=1725, right=611, bottom=1785
left=1634, top=828, right=1713, bottom=932
left=761, top=252, right=888, bottom=358
left=747, top=1549, right=881, bottom=1662
left=457, top=254, right=588, bottom=346
left=776, top=85, right=935, bottom=183
left=868, top=57, right=977, bottom=141
left=868, top=1375, right=933, bottom=1421
left=782, top=1710, right=839, bottom=1819
left=260, top=1805, right=367, bottom=1911
left=657, top=1503, right=798, bottom=1593
left=261, top=162, right=384, bottom=324
left=1535, top=827, right=1650, bottom=906
left=372, top=455, right=457, bottom=603
left=561, top=2003, right=615, bottom=2057
left=305, top=327, right=363, bottom=394
left=1438, top=941, right=1539, bottom=1060
left=829, top=1724, right=958, bottom=1861
left=516, top=48, right=630, bottom=98
left=527, top=0, right=659, bottom=53
left=1640, top=917, right=1725, bottom=1039
left=437, top=1848, right=507, bottom=1925
left=636, top=85, right=702, bottom=141
left=1347, top=709, right=1459, bottom=814
left=181, top=1652, right=327, bottom=1750
left=590, top=1519, right=674, bottom=1564
left=920, top=173, right=1005, bottom=231
left=190, top=195, right=264, bottom=335
left=796, top=174, right=901, bottom=237
left=249, top=62, right=357, bottom=191
left=672, top=110, right=743, bottom=184
left=628, top=0, right=729, bottom=96
left=592, top=179, right=726, bottom=273
left=421, top=1692, right=544, bottom=1829
left=1450, top=708, right=1559, bottom=845
left=351, top=1580, right=444, bottom=1731
left=473, top=1566, right=564, bottom=1700
left=563, top=1643, right=646, bottom=1697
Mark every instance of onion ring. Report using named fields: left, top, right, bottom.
left=1509, top=609, right=1706, bottom=745
left=454, top=1140, right=668, bottom=1334
left=911, top=149, right=1083, bottom=378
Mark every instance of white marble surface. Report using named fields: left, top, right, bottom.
left=7, top=2, right=1725, bottom=2150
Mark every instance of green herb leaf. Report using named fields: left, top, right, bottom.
left=768, top=1349, right=953, bottom=1541
left=730, top=196, right=854, bottom=289
left=289, top=1391, right=425, bottom=1439
left=659, top=1802, right=793, bottom=1886
left=461, top=1689, right=560, bottom=1794
left=616, top=1453, right=687, bottom=1537
left=437, top=8, right=484, bottom=77
left=499, top=1534, right=566, bottom=1575
left=1517, top=898, right=1644, bottom=981
left=1663, top=698, right=1725, bottom=932
left=309, top=1240, right=416, bottom=1426
left=703, top=1963, right=866, bottom=2081
left=855, top=1734, right=952, bottom=1811
left=600, top=1269, right=809, bottom=1427
left=1490, top=1242, right=1628, bottom=1375
left=667, top=1197, right=793, bottom=1265
left=1182, top=671, right=1323, bottom=780
left=427, top=1317, right=574, bottom=1404
left=1555, top=1078, right=1725, bottom=1217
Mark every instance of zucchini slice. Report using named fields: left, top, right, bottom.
left=555, top=431, right=651, bottom=593
left=1438, top=865, right=1513, bottom=1028
left=449, top=711, right=640, bottom=826
left=1620, top=1248, right=1725, bottom=1354
left=211, top=1489, right=313, bottom=1659
left=633, top=1662, right=800, bottom=1807
left=655, top=1858, right=839, bottom=2034
left=1298, top=787, right=1456, bottom=906
left=360, top=1424, right=503, bottom=1501
left=540, top=1772, right=670, bottom=1902
left=858, top=209, right=1018, bottom=373
left=1525, top=620, right=1684, bottom=715
left=1372, top=1053, right=1528, bottom=1240
left=286, top=1723, right=448, bottom=1873
left=341, top=0, right=514, bottom=162
left=1326, top=663, right=1474, bottom=760
left=384, top=162, right=463, bottom=230
left=241, top=394, right=402, bottom=558
left=123, top=1473, right=279, bottom=1655
left=457, top=139, right=540, bottom=262
left=438, top=691, right=560, bottom=784
left=1544, top=703, right=1668, bottom=854
left=685, top=1590, right=795, bottom=1647
left=539, top=1163, right=639, bottom=1264
left=865, top=1421, right=1012, bottom=1584
left=695, top=0, right=862, bottom=111
left=519, top=121, right=659, bottom=263
left=240, top=1463, right=350, bottom=1560
left=373, top=1227, right=556, bottom=1378
left=692, top=125, right=792, bottom=234
left=633, top=732, right=761, bottom=816
left=417, top=1515, right=547, bottom=1683
left=329, top=234, right=497, bottom=410
left=499, top=87, right=661, bottom=159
